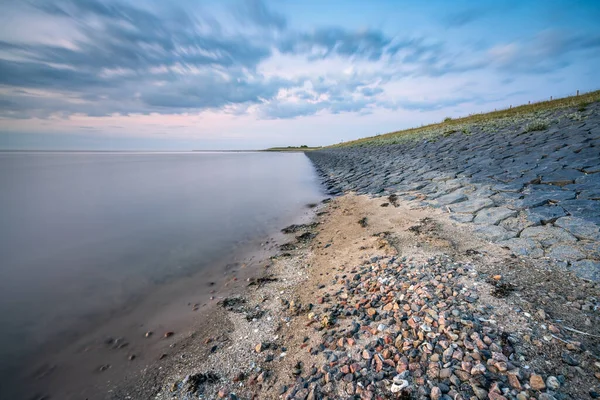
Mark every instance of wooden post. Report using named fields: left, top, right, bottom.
left=577, top=90, right=579, bottom=96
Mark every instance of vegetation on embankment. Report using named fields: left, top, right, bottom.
left=264, top=145, right=322, bottom=152
left=330, top=89, right=600, bottom=148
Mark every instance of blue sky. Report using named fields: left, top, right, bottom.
left=0, top=0, right=599, bottom=150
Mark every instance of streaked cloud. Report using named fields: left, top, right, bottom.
left=0, top=0, right=599, bottom=149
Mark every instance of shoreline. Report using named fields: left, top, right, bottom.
left=17, top=204, right=321, bottom=400
left=130, top=193, right=598, bottom=399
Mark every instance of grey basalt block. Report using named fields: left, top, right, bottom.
left=473, top=225, right=516, bottom=242
left=498, top=238, right=544, bottom=258
left=569, top=259, right=600, bottom=281
left=473, top=207, right=517, bottom=225
left=436, top=191, right=468, bottom=206
left=525, top=205, right=566, bottom=225
left=509, top=190, right=576, bottom=210
left=450, top=213, right=474, bottom=223
left=520, top=226, right=577, bottom=248
left=554, top=217, right=600, bottom=241
left=560, top=200, right=600, bottom=224
left=449, top=198, right=494, bottom=214
left=540, top=168, right=583, bottom=186
left=545, top=244, right=585, bottom=261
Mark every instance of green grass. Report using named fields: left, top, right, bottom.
left=264, top=145, right=322, bottom=152
left=329, top=90, right=600, bottom=148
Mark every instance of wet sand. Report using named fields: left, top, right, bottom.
left=19, top=208, right=318, bottom=400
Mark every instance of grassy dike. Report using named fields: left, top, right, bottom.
left=330, top=90, right=600, bottom=148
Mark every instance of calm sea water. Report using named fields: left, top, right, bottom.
left=0, top=151, right=323, bottom=383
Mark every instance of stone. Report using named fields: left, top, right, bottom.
left=545, top=244, right=585, bottom=261
left=474, top=225, right=516, bottom=242
left=390, top=379, right=408, bottom=393
left=529, top=374, right=546, bottom=391
left=473, top=207, right=517, bottom=225
left=450, top=213, right=474, bottom=223
left=554, top=217, right=600, bottom=240
left=560, top=200, right=600, bottom=224
left=498, top=238, right=544, bottom=258
left=569, top=260, right=600, bottom=281
left=540, top=168, right=583, bottom=186
left=436, top=191, right=468, bottom=206
left=546, top=376, right=560, bottom=390
left=520, top=226, right=577, bottom=248
left=430, top=386, right=442, bottom=400
left=510, top=189, right=576, bottom=210
left=525, top=205, right=566, bottom=225
left=470, top=385, right=488, bottom=400
left=449, top=198, right=494, bottom=214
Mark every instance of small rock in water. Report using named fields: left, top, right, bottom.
left=164, top=331, right=174, bottom=338
left=145, top=331, right=153, bottom=338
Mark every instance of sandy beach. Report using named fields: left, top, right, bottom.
left=108, top=192, right=600, bottom=399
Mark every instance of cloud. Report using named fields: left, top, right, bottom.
left=235, top=0, right=287, bottom=31
left=487, top=30, right=600, bottom=74
left=279, top=27, right=393, bottom=61
left=1, top=0, right=599, bottom=124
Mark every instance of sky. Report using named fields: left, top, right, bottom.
left=0, top=0, right=599, bottom=150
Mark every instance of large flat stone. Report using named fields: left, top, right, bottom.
left=436, top=191, right=468, bottom=206
left=473, top=207, right=517, bottom=225
left=509, top=189, right=576, bottom=210
left=540, top=168, right=584, bottom=186
left=498, top=238, right=544, bottom=258
left=473, top=225, right=516, bottom=242
left=525, top=205, right=566, bottom=225
left=554, top=217, right=600, bottom=240
left=545, top=244, right=585, bottom=261
left=569, top=260, right=600, bottom=281
left=449, top=198, right=494, bottom=214
left=560, top=200, right=600, bottom=224
left=520, top=226, right=577, bottom=248
left=449, top=213, right=474, bottom=223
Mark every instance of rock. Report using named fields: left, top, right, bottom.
left=436, top=191, right=468, bottom=206
left=390, top=379, right=408, bottom=393
left=561, top=351, right=580, bottom=366
left=554, top=217, right=600, bottom=240
left=430, top=386, right=442, bottom=400
left=569, top=259, right=600, bottom=281
left=473, top=225, right=515, bottom=242
left=164, top=331, right=174, bottom=338
left=520, top=226, right=577, bottom=248
left=525, top=205, right=566, bottom=225
left=545, top=244, right=585, bottom=261
left=449, top=198, right=494, bottom=214
left=498, top=238, right=544, bottom=258
left=450, top=213, right=474, bottom=223
left=546, top=375, right=560, bottom=390
left=473, top=207, right=517, bottom=225
left=530, top=374, right=546, bottom=391
left=470, top=384, right=488, bottom=400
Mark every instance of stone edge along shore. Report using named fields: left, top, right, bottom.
left=306, top=100, right=600, bottom=281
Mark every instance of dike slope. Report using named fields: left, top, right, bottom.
left=306, top=101, right=600, bottom=281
